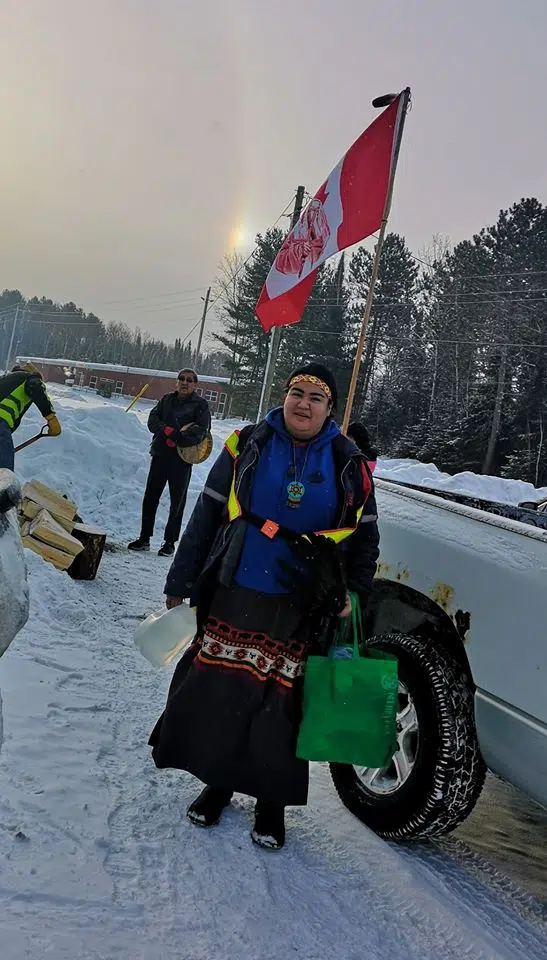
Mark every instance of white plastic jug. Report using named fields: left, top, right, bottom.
left=134, top=602, right=197, bottom=668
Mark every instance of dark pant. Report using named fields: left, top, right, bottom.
left=140, top=454, right=192, bottom=543
left=0, top=421, right=15, bottom=471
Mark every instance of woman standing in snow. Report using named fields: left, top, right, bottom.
left=149, top=363, right=379, bottom=850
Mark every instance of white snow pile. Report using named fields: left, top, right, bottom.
left=0, top=384, right=546, bottom=960
left=378, top=458, right=547, bottom=506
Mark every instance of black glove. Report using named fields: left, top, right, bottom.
left=276, top=534, right=347, bottom=621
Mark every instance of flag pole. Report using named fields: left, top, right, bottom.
left=341, top=87, right=411, bottom=434
left=257, top=185, right=306, bottom=422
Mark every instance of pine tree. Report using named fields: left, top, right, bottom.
left=213, top=228, right=284, bottom=418
left=349, top=234, right=421, bottom=451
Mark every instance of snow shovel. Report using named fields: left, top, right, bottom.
left=14, top=424, right=49, bottom=453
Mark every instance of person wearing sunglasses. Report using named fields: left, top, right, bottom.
left=128, top=369, right=211, bottom=556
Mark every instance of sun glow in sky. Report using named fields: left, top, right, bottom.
left=229, top=223, right=255, bottom=252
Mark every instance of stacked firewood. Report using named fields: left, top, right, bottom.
left=18, top=479, right=106, bottom=580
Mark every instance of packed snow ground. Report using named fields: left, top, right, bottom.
left=0, top=385, right=546, bottom=960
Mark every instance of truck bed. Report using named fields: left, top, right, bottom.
left=376, top=475, right=547, bottom=532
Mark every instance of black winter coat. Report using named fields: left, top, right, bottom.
left=147, top=391, right=210, bottom=458
left=165, top=419, right=380, bottom=610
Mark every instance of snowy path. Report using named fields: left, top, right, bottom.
left=1, top=385, right=546, bottom=959
left=1, top=545, right=546, bottom=960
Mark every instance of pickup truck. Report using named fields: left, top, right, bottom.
left=0, top=469, right=30, bottom=658
left=331, top=477, right=547, bottom=841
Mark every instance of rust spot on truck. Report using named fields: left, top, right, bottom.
left=454, top=609, right=471, bottom=644
left=430, top=581, right=455, bottom=611
left=375, top=561, right=409, bottom=581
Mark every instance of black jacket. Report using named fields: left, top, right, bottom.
left=147, top=391, right=211, bottom=458
left=165, top=420, right=380, bottom=610
left=0, top=371, right=54, bottom=433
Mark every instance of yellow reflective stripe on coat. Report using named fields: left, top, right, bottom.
left=12, top=382, right=31, bottom=412
left=224, top=431, right=243, bottom=519
left=227, top=473, right=243, bottom=520
left=0, top=404, right=15, bottom=428
left=2, top=396, right=19, bottom=414
left=0, top=381, right=32, bottom=430
left=313, top=504, right=365, bottom=543
left=224, top=430, right=240, bottom=459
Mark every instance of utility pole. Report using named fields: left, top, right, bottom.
left=257, top=185, right=306, bottom=421
left=5, top=305, right=20, bottom=373
left=195, top=286, right=211, bottom=368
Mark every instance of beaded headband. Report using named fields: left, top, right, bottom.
left=288, top=374, right=332, bottom=400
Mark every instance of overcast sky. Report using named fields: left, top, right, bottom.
left=1, top=0, right=546, bottom=345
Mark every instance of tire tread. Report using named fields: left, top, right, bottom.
left=330, top=632, right=487, bottom=841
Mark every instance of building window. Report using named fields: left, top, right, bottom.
left=204, top=390, right=218, bottom=403
left=115, top=380, right=124, bottom=395
left=89, top=375, right=98, bottom=388
left=195, top=387, right=203, bottom=396
left=217, top=392, right=227, bottom=416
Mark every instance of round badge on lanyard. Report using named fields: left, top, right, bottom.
left=287, top=479, right=306, bottom=507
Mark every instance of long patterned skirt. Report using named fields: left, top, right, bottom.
left=148, top=583, right=310, bottom=806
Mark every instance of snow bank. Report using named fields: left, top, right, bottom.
left=378, top=458, right=547, bottom=506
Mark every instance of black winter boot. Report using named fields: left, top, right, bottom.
left=187, top=786, right=234, bottom=828
left=128, top=537, right=150, bottom=552
left=158, top=541, right=175, bottom=557
left=251, top=801, right=285, bottom=850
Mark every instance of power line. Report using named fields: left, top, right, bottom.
left=91, top=286, right=208, bottom=306
left=107, top=298, right=204, bottom=313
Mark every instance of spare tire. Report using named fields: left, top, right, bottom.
left=330, top=632, right=486, bottom=840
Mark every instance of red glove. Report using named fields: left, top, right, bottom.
left=163, top=425, right=176, bottom=448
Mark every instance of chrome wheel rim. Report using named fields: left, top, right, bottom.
left=354, top=681, right=419, bottom=796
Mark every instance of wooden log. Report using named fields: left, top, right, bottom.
left=19, top=498, right=76, bottom=533
left=21, top=535, right=75, bottom=571
left=22, top=480, right=77, bottom=524
left=30, top=509, right=84, bottom=557
left=68, top=523, right=107, bottom=581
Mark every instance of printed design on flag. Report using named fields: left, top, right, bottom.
left=265, top=170, right=343, bottom=301
left=275, top=198, right=331, bottom=278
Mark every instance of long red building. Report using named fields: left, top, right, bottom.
left=16, top=356, right=232, bottom=417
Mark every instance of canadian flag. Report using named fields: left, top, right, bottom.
left=256, top=93, right=406, bottom=333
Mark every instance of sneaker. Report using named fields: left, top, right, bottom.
left=158, top=541, right=175, bottom=557
left=187, top=786, right=233, bottom=828
left=128, top=537, right=150, bottom=552
left=251, top=801, right=285, bottom=850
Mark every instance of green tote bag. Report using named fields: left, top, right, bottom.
left=296, top=593, right=399, bottom=768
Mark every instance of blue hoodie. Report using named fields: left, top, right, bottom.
left=234, top=408, right=340, bottom=594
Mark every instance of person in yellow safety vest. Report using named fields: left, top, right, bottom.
left=0, top=362, right=61, bottom=470
left=149, top=361, right=380, bottom=851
